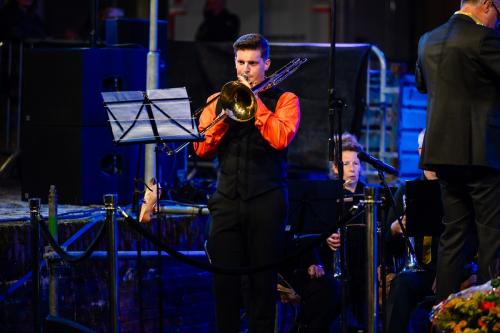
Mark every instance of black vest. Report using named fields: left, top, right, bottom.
left=216, top=87, right=288, bottom=200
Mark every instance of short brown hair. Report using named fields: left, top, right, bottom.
left=329, top=132, right=362, bottom=164
left=339, top=133, right=362, bottom=153
left=233, top=33, right=270, bottom=60
left=461, top=0, right=483, bottom=6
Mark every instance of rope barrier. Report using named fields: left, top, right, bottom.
left=122, top=210, right=364, bottom=276
left=37, top=214, right=107, bottom=264
left=0, top=216, right=102, bottom=302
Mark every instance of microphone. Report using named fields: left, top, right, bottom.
left=357, top=151, right=398, bottom=175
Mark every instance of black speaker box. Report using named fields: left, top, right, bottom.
left=21, top=47, right=147, bottom=205
left=22, top=124, right=140, bottom=205
left=23, top=47, right=147, bottom=127
left=104, top=18, right=168, bottom=51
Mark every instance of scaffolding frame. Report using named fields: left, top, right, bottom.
left=362, top=45, right=400, bottom=181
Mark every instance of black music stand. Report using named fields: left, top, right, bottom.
left=102, top=87, right=202, bottom=206
left=102, top=88, right=202, bottom=145
left=287, top=179, right=342, bottom=235
left=405, top=179, right=444, bottom=237
left=102, top=88, right=202, bottom=332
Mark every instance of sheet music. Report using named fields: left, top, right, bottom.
left=102, top=88, right=201, bottom=144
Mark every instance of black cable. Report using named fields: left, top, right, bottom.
left=37, top=214, right=107, bottom=264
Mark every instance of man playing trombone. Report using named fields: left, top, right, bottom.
left=194, top=33, right=301, bottom=333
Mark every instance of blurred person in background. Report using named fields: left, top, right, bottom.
left=0, top=0, right=46, bottom=41
left=195, top=0, right=240, bottom=42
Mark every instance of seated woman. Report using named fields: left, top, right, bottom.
left=286, top=133, right=365, bottom=332
left=326, top=133, right=368, bottom=331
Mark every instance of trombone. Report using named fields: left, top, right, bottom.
left=399, top=194, right=425, bottom=273
left=171, top=57, right=308, bottom=154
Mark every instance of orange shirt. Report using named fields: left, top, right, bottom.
left=194, top=91, right=300, bottom=159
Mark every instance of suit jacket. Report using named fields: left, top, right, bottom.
left=416, top=14, right=500, bottom=171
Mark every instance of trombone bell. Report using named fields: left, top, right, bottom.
left=219, top=81, right=257, bottom=122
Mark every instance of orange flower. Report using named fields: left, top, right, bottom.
left=451, top=320, right=468, bottom=332
left=433, top=284, right=500, bottom=332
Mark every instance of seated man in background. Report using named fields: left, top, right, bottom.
left=385, top=129, right=477, bottom=333
left=384, top=129, right=439, bottom=333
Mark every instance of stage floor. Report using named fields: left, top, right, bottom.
left=0, top=178, right=106, bottom=223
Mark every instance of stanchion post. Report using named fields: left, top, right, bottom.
left=364, top=187, right=379, bottom=333
left=29, top=198, right=41, bottom=333
left=104, top=194, right=120, bottom=333
left=48, top=185, right=59, bottom=316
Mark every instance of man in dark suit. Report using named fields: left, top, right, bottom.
left=415, top=0, right=500, bottom=301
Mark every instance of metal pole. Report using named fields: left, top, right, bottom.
left=370, top=46, right=388, bottom=164
left=145, top=0, right=160, bottom=185
left=89, top=0, right=99, bottom=47
left=364, top=187, right=379, bottom=333
left=45, top=250, right=207, bottom=259
left=155, top=148, right=164, bottom=333
left=105, top=194, right=120, bottom=333
left=327, top=1, right=349, bottom=332
left=5, top=43, right=12, bottom=150
left=259, top=0, right=265, bottom=35
left=15, top=41, right=23, bottom=151
left=29, top=198, right=41, bottom=333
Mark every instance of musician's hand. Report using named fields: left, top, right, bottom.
left=237, top=74, right=252, bottom=89
left=139, top=178, right=160, bottom=223
left=221, top=108, right=233, bottom=123
left=390, top=215, right=406, bottom=236
left=307, top=264, right=325, bottom=279
left=277, top=283, right=301, bottom=304
left=327, top=233, right=341, bottom=251
left=460, top=274, right=477, bottom=290
left=219, top=108, right=242, bottom=128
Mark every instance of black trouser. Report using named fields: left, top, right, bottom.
left=386, top=270, right=434, bottom=333
left=207, top=188, right=287, bottom=333
left=436, top=166, right=500, bottom=301
left=296, top=273, right=340, bottom=333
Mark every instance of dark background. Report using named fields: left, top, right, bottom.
left=0, top=0, right=460, bottom=68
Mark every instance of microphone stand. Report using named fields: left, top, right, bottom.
left=327, top=1, right=348, bottom=332
left=89, top=0, right=99, bottom=48
left=377, top=170, right=389, bottom=333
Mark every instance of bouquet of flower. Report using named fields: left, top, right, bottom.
left=431, top=278, right=500, bottom=332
